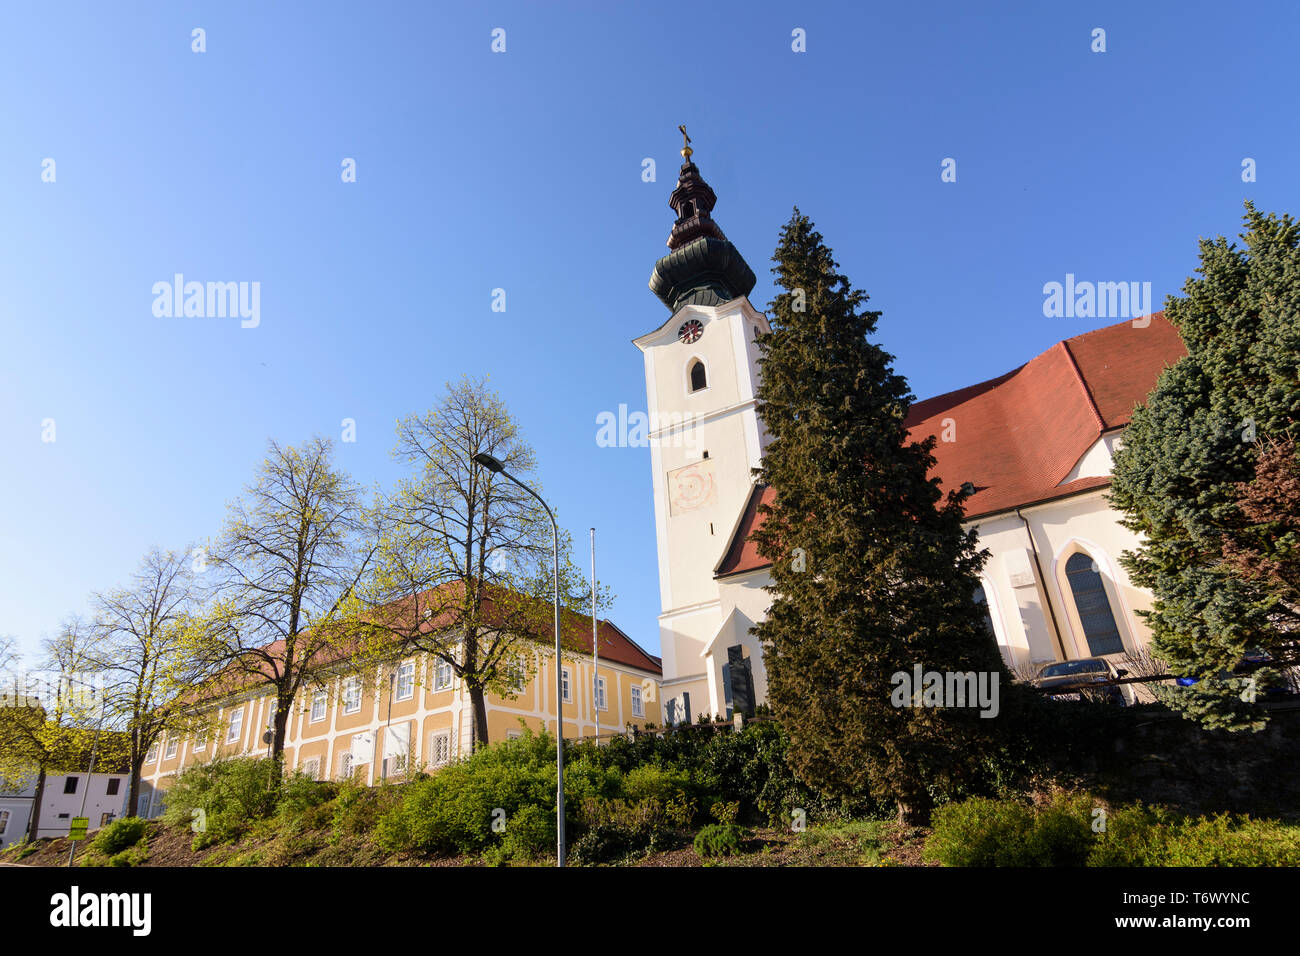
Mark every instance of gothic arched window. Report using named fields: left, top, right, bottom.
left=1064, top=552, right=1125, bottom=656
left=689, top=359, right=707, bottom=392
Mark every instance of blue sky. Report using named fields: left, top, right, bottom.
left=2, top=1, right=1296, bottom=663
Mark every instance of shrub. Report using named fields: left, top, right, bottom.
left=710, top=800, right=740, bottom=825
left=570, top=824, right=635, bottom=865
left=501, top=804, right=556, bottom=862
left=92, top=817, right=148, bottom=856
left=926, top=794, right=1300, bottom=867
left=162, top=757, right=281, bottom=843
left=107, top=844, right=149, bottom=868
left=623, top=764, right=691, bottom=804
left=378, top=729, right=572, bottom=856
left=924, top=794, right=1091, bottom=866
left=278, top=774, right=335, bottom=820
left=693, top=823, right=746, bottom=859
left=1089, top=806, right=1300, bottom=866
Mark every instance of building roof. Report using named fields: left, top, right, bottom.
left=188, top=581, right=661, bottom=706
left=715, top=314, right=1187, bottom=578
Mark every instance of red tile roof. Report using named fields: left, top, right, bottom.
left=186, top=582, right=660, bottom=704
left=715, top=314, right=1187, bottom=578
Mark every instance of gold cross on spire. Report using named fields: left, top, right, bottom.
left=678, top=124, right=693, bottom=161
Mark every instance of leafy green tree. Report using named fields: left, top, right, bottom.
left=750, top=209, right=1009, bottom=824
left=187, top=437, right=377, bottom=776
left=357, top=376, right=600, bottom=749
left=1110, top=203, right=1300, bottom=730
left=87, top=548, right=207, bottom=816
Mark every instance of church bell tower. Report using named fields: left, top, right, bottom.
left=633, top=131, right=770, bottom=721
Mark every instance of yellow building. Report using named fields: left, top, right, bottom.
left=137, top=618, right=661, bottom=816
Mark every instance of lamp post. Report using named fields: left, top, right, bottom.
left=471, top=452, right=565, bottom=867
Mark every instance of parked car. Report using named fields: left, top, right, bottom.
left=1032, top=657, right=1132, bottom=705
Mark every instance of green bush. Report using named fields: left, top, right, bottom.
left=926, top=794, right=1300, bottom=866
left=278, top=773, right=335, bottom=820
left=379, top=729, right=587, bottom=856
left=925, top=795, right=1093, bottom=866
left=1090, top=805, right=1300, bottom=866
left=501, top=804, right=556, bottom=862
left=107, top=844, right=149, bottom=867
left=570, top=824, right=635, bottom=865
left=92, top=817, right=148, bottom=856
left=163, top=757, right=282, bottom=843
left=693, top=823, right=746, bottom=859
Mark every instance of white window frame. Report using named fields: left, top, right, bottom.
left=339, top=751, right=354, bottom=780
left=506, top=729, right=523, bottom=740
left=301, top=757, right=320, bottom=780
left=631, top=683, right=644, bottom=717
left=342, top=676, right=362, bottom=715
left=561, top=666, right=572, bottom=703
left=434, top=658, right=454, bottom=691
left=144, top=742, right=159, bottom=764
left=310, top=688, right=327, bottom=723
left=227, top=705, right=244, bottom=743
left=429, top=730, right=452, bottom=767
left=164, top=737, right=178, bottom=759
left=594, top=675, right=607, bottom=712
left=194, top=727, right=207, bottom=751
left=509, top=657, right=528, bottom=694
left=396, top=660, right=415, bottom=701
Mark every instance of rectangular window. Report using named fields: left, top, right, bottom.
left=506, top=729, right=522, bottom=740
left=106, top=777, right=120, bottom=796
left=434, top=659, right=453, bottom=691
left=342, top=677, right=362, bottom=715
left=339, top=752, right=354, bottom=780
left=429, top=731, right=451, bottom=767
left=165, top=737, right=178, bottom=759
left=510, top=658, right=528, bottom=694
left=0, top=810, right=9, bottom=835
left=311, top=688, right=327, bottom=722
left=631, top=684, right=644, bottom=717
left=227, top=706, right=244, bottom=742
left=145, top=743, right=159, bottom=764
left=301, top=757, right=320, bottom=780
left=594, top=676, right=607, bottom=712
left=99, top=812, right=115, bottom=827
left=195, top=728, right=207, bottom=751
left=383, top=723, right=411, bottom=776
left=64, top=777, right=78, bottom=794
left=396, top=661, right=415, bottom=701
left=562, top=667, right=572, bottom=702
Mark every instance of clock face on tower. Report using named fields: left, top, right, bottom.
left=677, top=319, right=703, bottom=344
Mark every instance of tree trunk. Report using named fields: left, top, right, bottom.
left=127, top=753, right=145, bottom=817
left=26, top=769, right=46, bottom=842
left=470, top=685, right=490, bottom=750
left=896, top=797, right=932, bottom=828
left=271, top=695, right=289, bottom=782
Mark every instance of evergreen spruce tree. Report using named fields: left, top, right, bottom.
left=752, top=210, right=1009, bottom=823
left=1109, top=203, right=1300, bottom=731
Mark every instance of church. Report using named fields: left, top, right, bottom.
left=634, top=139, right=1188, bottom=724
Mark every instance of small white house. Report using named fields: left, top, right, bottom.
left=0, top=771, right=130, bottom=848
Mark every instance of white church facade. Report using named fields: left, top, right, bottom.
left=636, top=143, right=1188, bottom=723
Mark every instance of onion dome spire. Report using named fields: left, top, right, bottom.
left=649, top=128, right=756, bottom=313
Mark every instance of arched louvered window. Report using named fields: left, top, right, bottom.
left=1064, top=552, right=1125, bottom=656
left=689, top=359, right=707, bottom=392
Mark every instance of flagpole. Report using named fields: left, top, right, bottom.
left=590, top=528, right=599, bottom=745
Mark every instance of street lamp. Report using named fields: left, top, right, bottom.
left=471, top=451, right=566, bottom=867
